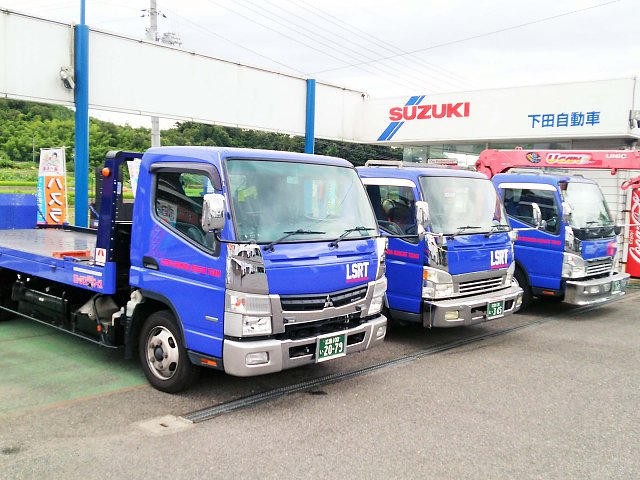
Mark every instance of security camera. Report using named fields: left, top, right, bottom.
left=59, top=67, right=75, bottom=90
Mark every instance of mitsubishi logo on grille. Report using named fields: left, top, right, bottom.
left=323, top=295, right=334, bottom=309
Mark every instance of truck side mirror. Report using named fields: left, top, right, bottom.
left=202, top=193, right=226, bottom=231
left=531, top=202, right=543, bottom=228
left=614, top=225, right=622, bottom=235
left=415, top=201, right=429, bottom=238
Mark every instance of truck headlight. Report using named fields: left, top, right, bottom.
left=242, top=315, right=271, bottom=336
left=375, top=237, right=388, bottom=280
left=225, top=290, right=272, bottom=336
left=562, top=253, right=586, bottom=279
left=422, top=267, right=454, bottom=299
left=505, top=262, right=515, bottom=286
left=367, top=277, right=387, bottom=316
left=612, top=252, right=622, bottom=274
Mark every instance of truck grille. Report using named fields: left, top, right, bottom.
left=458, top=277, right=504, bottom=295
left=586, top=259, right=612, bottom=277
left=281, top=312, right=365, bottom=340
left=280, top=285, right=368, bottom=312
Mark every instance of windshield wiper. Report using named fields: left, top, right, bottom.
left=263, top=229, right=326, bottom=251
left=582, top=221, right=614, bottom=230
left=490, top=223, right=510, bottom=231
left=329, top=226, right=376, bottom=248
left=455, top=225, right=482, bottom=233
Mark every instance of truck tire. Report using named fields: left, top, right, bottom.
left=514, top=268, right=533, bottom=311
left=138, top=310, right=200, bottom=393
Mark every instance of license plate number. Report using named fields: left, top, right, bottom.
left=317, top=333, right=347, bottom=362
left=612, top=280, right=621, bottom=294
left=487, top=300, right=505, bottom=319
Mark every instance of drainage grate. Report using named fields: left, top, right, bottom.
left=182, top=298, right=628, bottom=424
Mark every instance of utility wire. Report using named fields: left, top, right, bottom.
left=310, top=0, right=622, bottom=75
left=291, top=0, right=471, bottom=87
left=235, top=0, right=437, bottom=92
left=240, top=0, right=459, bottom=93
left=203, top=0, right=433, bottom=94
left=156, top=2, right=307, bottom=75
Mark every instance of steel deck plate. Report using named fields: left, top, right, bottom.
left=0, top=228, right=96, bottom=260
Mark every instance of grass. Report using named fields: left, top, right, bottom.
left=0, top=181, right=37, bottom=186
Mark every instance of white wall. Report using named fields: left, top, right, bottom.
left=0, top=11, right=365, bottom=140
left=0, top=13, right=74, bottom=106
left=359, top=78, right=640, bottom=144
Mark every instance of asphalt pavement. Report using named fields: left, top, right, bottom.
left=0, top=289, right=638, bottom=479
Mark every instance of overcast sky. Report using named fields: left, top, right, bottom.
left=2, top=0, right=639, bottom=126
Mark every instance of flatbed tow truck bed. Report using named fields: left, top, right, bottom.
left=0, top=227, right=116, bottom=294
left=0, top=228, right=97, bottom=259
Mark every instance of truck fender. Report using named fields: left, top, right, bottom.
left=513, top=260, right=531, bottom=286
left=124, top=289, right=187, bottom=360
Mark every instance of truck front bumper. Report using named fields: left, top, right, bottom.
left=222, top=315, right=387, bottom=377
left=563, top=272, right=630, bottom=306
left=423, top=283, right=523, bottom=328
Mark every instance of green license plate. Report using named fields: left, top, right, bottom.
left=317, top=333, right=347, bottom=362
left=487, top=300, right=505, bottom=319
left=612, top=280, right=621, bottom=294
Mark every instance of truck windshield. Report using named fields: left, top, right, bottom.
left=226, top=159, right=378, bottom=243
left=419, top=176, right=508, bottom=235
left=563, top=182, right=613, bottom=228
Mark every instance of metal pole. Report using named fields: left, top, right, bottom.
left=74, top=0, right=89, bottom=227
left=147, top=0, right=161, bottom=148
left=305, top=79, right=316, bottom=154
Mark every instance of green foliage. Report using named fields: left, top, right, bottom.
left=0, top=99, right=402, bottom=170
left=0, top=181, right=37, bottom=186
left=0, top=168, right=39, bottom=182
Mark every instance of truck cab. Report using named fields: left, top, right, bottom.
left=357, top=161, right=523, bottom=328
left=0, top=147, right=388, bottom=392
left=492, top=172, right=630, bottom=307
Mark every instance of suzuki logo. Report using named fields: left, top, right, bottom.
left=378, top=95, right=471, bottom=141
left=388, top=102, right=471, bottom=121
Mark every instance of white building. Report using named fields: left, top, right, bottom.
left=358, top=77, right=640, bottom=165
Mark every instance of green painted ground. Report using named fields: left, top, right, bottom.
left=0, top=318, right=146, bottom=417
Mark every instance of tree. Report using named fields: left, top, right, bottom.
left=0, top=99, right=403, bottom=167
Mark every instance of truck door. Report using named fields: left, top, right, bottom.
left=364, top=179, right=424, bottom=314
left=499, top=183, right=563, bottom=290
left=134, top=166, right=226, bottom=359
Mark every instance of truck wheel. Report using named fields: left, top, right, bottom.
left=514, top=268, right=533, bottom=311
left=382, top=304, right=395, bottom=330
left=139, top=310, right=200, bottom=393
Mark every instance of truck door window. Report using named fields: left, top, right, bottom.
left=366, top=184, right=417, bottom=236
left=155, top=171, right=212, bottom=249
left=503, top=187, right=560, bottom=234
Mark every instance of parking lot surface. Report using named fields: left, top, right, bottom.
left=1, top=288, right=638, bottom=479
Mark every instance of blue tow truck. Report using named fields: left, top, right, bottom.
left=357, top=161, right=523, bottom=328
left=0, top=147, right=388, bottom=392
left=492, top=172, right=630, bottom=307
